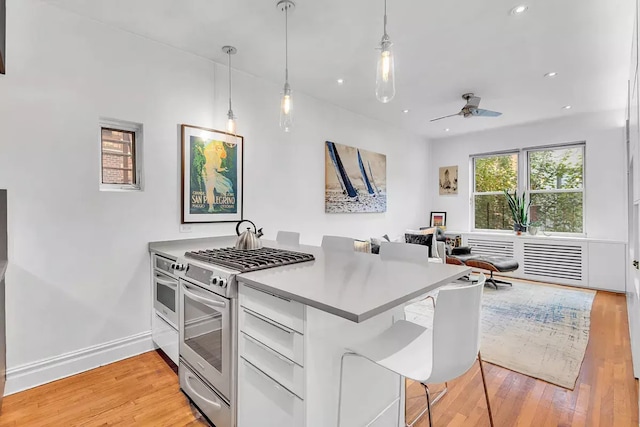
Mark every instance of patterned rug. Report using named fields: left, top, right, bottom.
left=404, top=280, right=596, bottom=389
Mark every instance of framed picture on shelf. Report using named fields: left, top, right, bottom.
left=181, top=124, right=244, bottom=223
left=430, top=211, right=447, bottom=227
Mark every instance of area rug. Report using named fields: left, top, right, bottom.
left=404, top=280, right=596, bottom=389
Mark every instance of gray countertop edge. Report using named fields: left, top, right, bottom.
left=238, top=267, right=471, bottom=323
left=0, top=260, right=6, bottom=281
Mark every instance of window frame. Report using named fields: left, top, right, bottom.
left=470, top=151, right=520, bottom=232
left=99, top=118, right=144, bottom=192
left=470, top=141, right=586, bottom=236
left=525, top=142, right=586, bottom=236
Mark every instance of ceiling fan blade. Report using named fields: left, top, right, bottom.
left=430, top=112, right=461, bottom=122
left=465, top=96, right=482, bottom=108
left=472, top=109, right=502, bottom=117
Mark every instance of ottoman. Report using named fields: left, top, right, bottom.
left=464, top=256, right=519, bottom=288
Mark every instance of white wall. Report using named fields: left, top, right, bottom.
left=429, top=111, right=627, bottom=241
left=0, top=0, right=430, bottom=388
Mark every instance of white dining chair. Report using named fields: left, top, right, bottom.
left=276, top=230, right=300, bottom=246
left=337, top=273, right=493, bottom=427
left=321, top=235, right=355, bottom=252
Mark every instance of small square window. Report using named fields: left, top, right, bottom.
left=99, top=119, right=143, bottom=191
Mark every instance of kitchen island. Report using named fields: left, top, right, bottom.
left=149, top=236, right=470, bottom=427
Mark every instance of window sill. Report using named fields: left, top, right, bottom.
left=100, top=184, right=142, bottom=192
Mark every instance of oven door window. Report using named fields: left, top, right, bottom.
left=156, top=280, right=176, bottom=312
left=183, top=288, right=227, bottom=373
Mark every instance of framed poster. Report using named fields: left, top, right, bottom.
left=181, top=124, right=243, bottom=223
left=430, top=211, right=447, bottom=227
left=439, top=165, right=458, bottom=195
left=325, top=141, right=387, bottom=213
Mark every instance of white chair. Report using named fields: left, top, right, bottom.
left=276, top=230, right=300, bottom=246
left=321, top=235, right=355, bottom=252
left=379, top=241, right=429, bottom=263
left=337, top=274, right=493, bottom=427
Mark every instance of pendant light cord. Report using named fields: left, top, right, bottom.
left=228, top=51, right=233, bottom=112
left=285, top=4, right=289, bottom=83
left=383, top=0, right=388, bottom=37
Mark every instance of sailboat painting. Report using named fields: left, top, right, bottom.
left=325, top=141, right=387, bottom=213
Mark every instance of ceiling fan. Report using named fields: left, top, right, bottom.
left=430, top=93, right=502, bottom=122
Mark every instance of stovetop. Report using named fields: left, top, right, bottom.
left=184, top=247, right=315, bottom=273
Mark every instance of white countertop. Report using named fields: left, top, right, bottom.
left=149, top=236, right=470, bottom=323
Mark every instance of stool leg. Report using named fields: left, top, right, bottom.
left=337, top=352, right=356, bottom=427
left=424, top=384, right=433, bottom=427
left=478, top=352, right=495, bottom=427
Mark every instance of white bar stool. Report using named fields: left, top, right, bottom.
left=276, top=230, right=300, bottom=246
left=337, top=274, right=493, bottom=427
left=321, top=235, right=355, bottom=252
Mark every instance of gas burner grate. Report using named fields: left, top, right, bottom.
left=184, top=247, right=315, bottom=273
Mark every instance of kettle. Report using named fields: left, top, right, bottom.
left=235, top=220, right=264, bottom=250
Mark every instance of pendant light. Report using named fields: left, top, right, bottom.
left=375, top=0, right=395, bottom=103
left=277, top=0, right=295, bottom=132
left=222, top=45, right=238, bottom=135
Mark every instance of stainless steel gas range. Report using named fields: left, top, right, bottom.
left=173, top=247, right=315, bottom=427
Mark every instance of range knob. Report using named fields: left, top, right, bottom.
left=171, top=263, right=186, bottom=271
left=218, top=278, right=228, bottom=288
left=211, top=276, right=219, bottom=285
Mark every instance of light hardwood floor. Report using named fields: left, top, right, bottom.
left=0, top=291, right=636, bottom=426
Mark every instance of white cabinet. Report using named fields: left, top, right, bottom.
left=237, top=283, right=306, bottom=427
left=152, top=313, right=179, bottom=364
left=461, top=233, right=626, bottom=292
left=587, top=242, right=627, bottom=293
left=238, top=357, right=304, bottom=427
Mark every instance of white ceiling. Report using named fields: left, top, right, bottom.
left=44, top=0, right=635, bottom=138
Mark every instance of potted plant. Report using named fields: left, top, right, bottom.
left=503, top=190, right=531, bottom=235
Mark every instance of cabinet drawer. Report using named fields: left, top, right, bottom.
left=238, top=357, right=304, bottom=427
left=152, top=313, right=178, bottom=365
left=180, top=362, right=232, bottom=427
left=240, top=306, right=304, bottom=366
left=239, top=284, right=304, bottom=334
left=239, top=331, right=304, bottom=398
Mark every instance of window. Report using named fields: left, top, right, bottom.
left=471, top=143, right=585, bottom=234
left=472, top=153, right=518, bottom=230
left=528, top=145, right=584, bottom=233
left=100, top=119, right=143, bottom=191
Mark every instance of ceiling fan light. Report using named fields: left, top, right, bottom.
left=510, top=5, right=528, bottom=15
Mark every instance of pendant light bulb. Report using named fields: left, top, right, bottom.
left=280, top=82, right=293, bottom=132
left=222, top=45, right=238, bottom=135
left=375, top=0, right=395, bottom=103
left=227, top=110, right=237, bottom=135
left=277, top=0, right=295, bottom=132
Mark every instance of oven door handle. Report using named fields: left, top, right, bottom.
left=182, top=284, right=227, bottom=309
left=184, top=373, right=222, bottom=410
left=155, top=276, right=178, bottom=288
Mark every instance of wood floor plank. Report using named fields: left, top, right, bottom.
left=0, top=288, right=636, bottom=426
left=407, top=290, right=638, bottom=427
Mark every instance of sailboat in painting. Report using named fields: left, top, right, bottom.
left=357, top=149, right=376, bottom=196
left=326, top=141, right=358, bottom=200
left=325, top=141, right=387, bottom=213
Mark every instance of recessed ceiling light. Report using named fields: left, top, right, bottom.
left=562, top=105, right=572, bottom=110
left=337, top=78, right=344, bottom=85
left=544, top=72, right=558, bottom=78
left=444, top=128, right=450, bottom=132
left=402, top=109, right=410, bottom=113
left=510, top=5, right=528, bottom=15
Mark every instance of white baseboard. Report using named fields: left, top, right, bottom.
left=5, top=331, right=154, bottom=396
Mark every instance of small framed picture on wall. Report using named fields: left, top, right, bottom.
left=430, top=211, right=447, bottom=227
